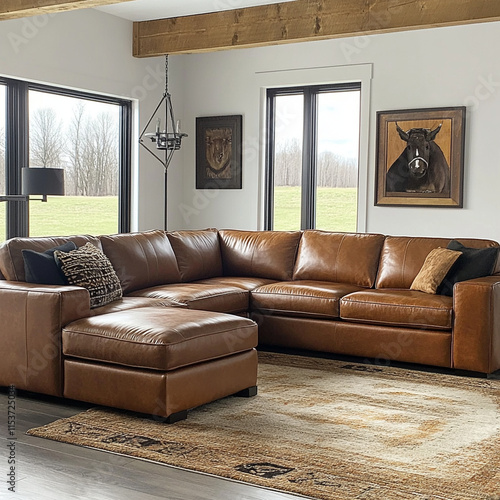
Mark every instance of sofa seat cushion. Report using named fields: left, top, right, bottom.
left=63, top=307, right=257, bottom=371
left=251, top=280, right=364, bottom=319
left=128, top=283, right=248, bottom=314
left=340, top=289, right=453, bottom=330
left=196, top=276, right=275, bottom=291
left=90, top=297, right=183, bottom=317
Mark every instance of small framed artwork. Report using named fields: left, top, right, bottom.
left=375, top=107, right=465, bottom=207
left=196, top=115, right=242, bottom=189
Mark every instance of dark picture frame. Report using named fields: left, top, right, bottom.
left=196, top=115, right=242, bottom=189
left=375, top=107, right=465, bottom=207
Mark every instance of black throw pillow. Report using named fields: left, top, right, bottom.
left=438, top=240, right=499, bottom=296
left=22, top=241, right=77, bottom=285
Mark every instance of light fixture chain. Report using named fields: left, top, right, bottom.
left=165, top=54, right=169, bottom=94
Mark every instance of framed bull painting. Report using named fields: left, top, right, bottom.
left=196, top=115, right=242, bottom=189
left=375, top=107, right=465, bottom=207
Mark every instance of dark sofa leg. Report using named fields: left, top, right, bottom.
left=234, top=385, right=258, bottom=397
left=165, top=409, right=188, bottom=424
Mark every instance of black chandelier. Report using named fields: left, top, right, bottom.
left=139, top=55, right=187, bottom=170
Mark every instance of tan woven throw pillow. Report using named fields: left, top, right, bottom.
left=55, top=243, right=122, bottom=308
left=410, top=247, right=462, bottom=294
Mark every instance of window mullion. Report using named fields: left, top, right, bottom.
left=264, top=91, right=276, bottom=230
left=6, top=80, right=29, bottom=238
left=119, top=102, right=132, bottom=233
left=301, top=88, right=316, bottom=230
left=310, top=90, right=318, bottom=229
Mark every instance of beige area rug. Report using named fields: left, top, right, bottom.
left=27, top=352, right=500, bottom=500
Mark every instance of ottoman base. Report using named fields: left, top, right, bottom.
left=166, top=385, right=257, bottom=423
left=64, top=349, right=257, bottom=421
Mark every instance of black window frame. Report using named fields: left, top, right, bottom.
left=0, top=76, right=132, bottom=238
left=265, top=82, right=361, bottom=231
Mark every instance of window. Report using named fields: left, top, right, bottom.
left=266, top=84, right=360, bottom=232
left=0, top=84, right=5, bottom=241
left=0, top=78, right=131, bottom=240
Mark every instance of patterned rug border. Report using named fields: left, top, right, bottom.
left=46, top=431, right=314, bottom=500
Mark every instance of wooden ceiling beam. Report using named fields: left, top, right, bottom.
left=133, top=0, right=500, bottom=57
left=0, top=0, right=133, bottom=21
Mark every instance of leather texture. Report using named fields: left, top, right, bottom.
left=63, top=307, right=258, bottom=370
left=64, top=350, right=257, bottom=418
left=376, top=236, right=499, bottom=289
left=255, top=314, right=452, bottom=368
left=129, top=283, right=249, bottom=313
left=219, top=229, right=301, bottom=280
left=100, top=230, right=181, bottom=294
left=251, top=280, right=363, bottom=319
left=196, top=276, right=275, bottom=291
left=0, top=281, right=90, bottom=396
left=165, top=350, right=257, bottom=417
left=453, top=276, right=500, bottom=373
left=293, top=230, right=385, bottom=287
left=0, top=235, right=101, bottom=282
left=167, top=228, right=223, bottom=282
left=90, top=297, right=182, bottom=316
left=340, top=289, right=453, bottom=330
left=64, top=359, right=167, bottom=415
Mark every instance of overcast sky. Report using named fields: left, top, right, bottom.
left=274, top=89, right=360, bottom=158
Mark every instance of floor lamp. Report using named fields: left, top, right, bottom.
left=0, top=167, right=65, bottom=203
left=0, top=167, right=65, bottom=235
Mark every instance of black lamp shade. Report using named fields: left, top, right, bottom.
left=22, top=168, right=65, bottom=196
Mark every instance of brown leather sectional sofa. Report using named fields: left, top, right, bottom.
left=1, top=229, right=499, bottom=420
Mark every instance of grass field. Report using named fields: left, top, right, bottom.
left=274, top=186, right=357, bottom=231
left=0, top=187, right=357, bottom=241
left=0, top=196, right=118, bottom=241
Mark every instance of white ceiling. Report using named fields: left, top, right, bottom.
left=94, top=0, right=295, bottom=22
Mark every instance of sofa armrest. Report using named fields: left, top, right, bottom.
left=0, top=281, right=90, bottom=396
left=453, top=276, right=500, bottom=373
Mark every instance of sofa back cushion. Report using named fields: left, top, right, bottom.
left=100, top=230, right=180, bottom=294
left=376, top=236, right=500, bottom=289
left=0, top=235, right=101, bottom=282
left=219, top=230, right=301, bottom=280
left=167, top=229, right=223, bottom=282
left=293, top=230, right=385, bottom=287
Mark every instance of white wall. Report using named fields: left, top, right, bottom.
left=1, top=11, right=499, bottom=241
left=172, top=21, right=500, bottom=242
left=0, top=8, right=180, bottom=232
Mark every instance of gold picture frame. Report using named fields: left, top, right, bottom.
left=375, top=107, right=465, bottom=207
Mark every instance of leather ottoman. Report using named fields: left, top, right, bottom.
left=61, top=307, right=258, bottom=422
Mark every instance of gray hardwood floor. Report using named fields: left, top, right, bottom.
left=0, top=390, right=303, bottom=500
